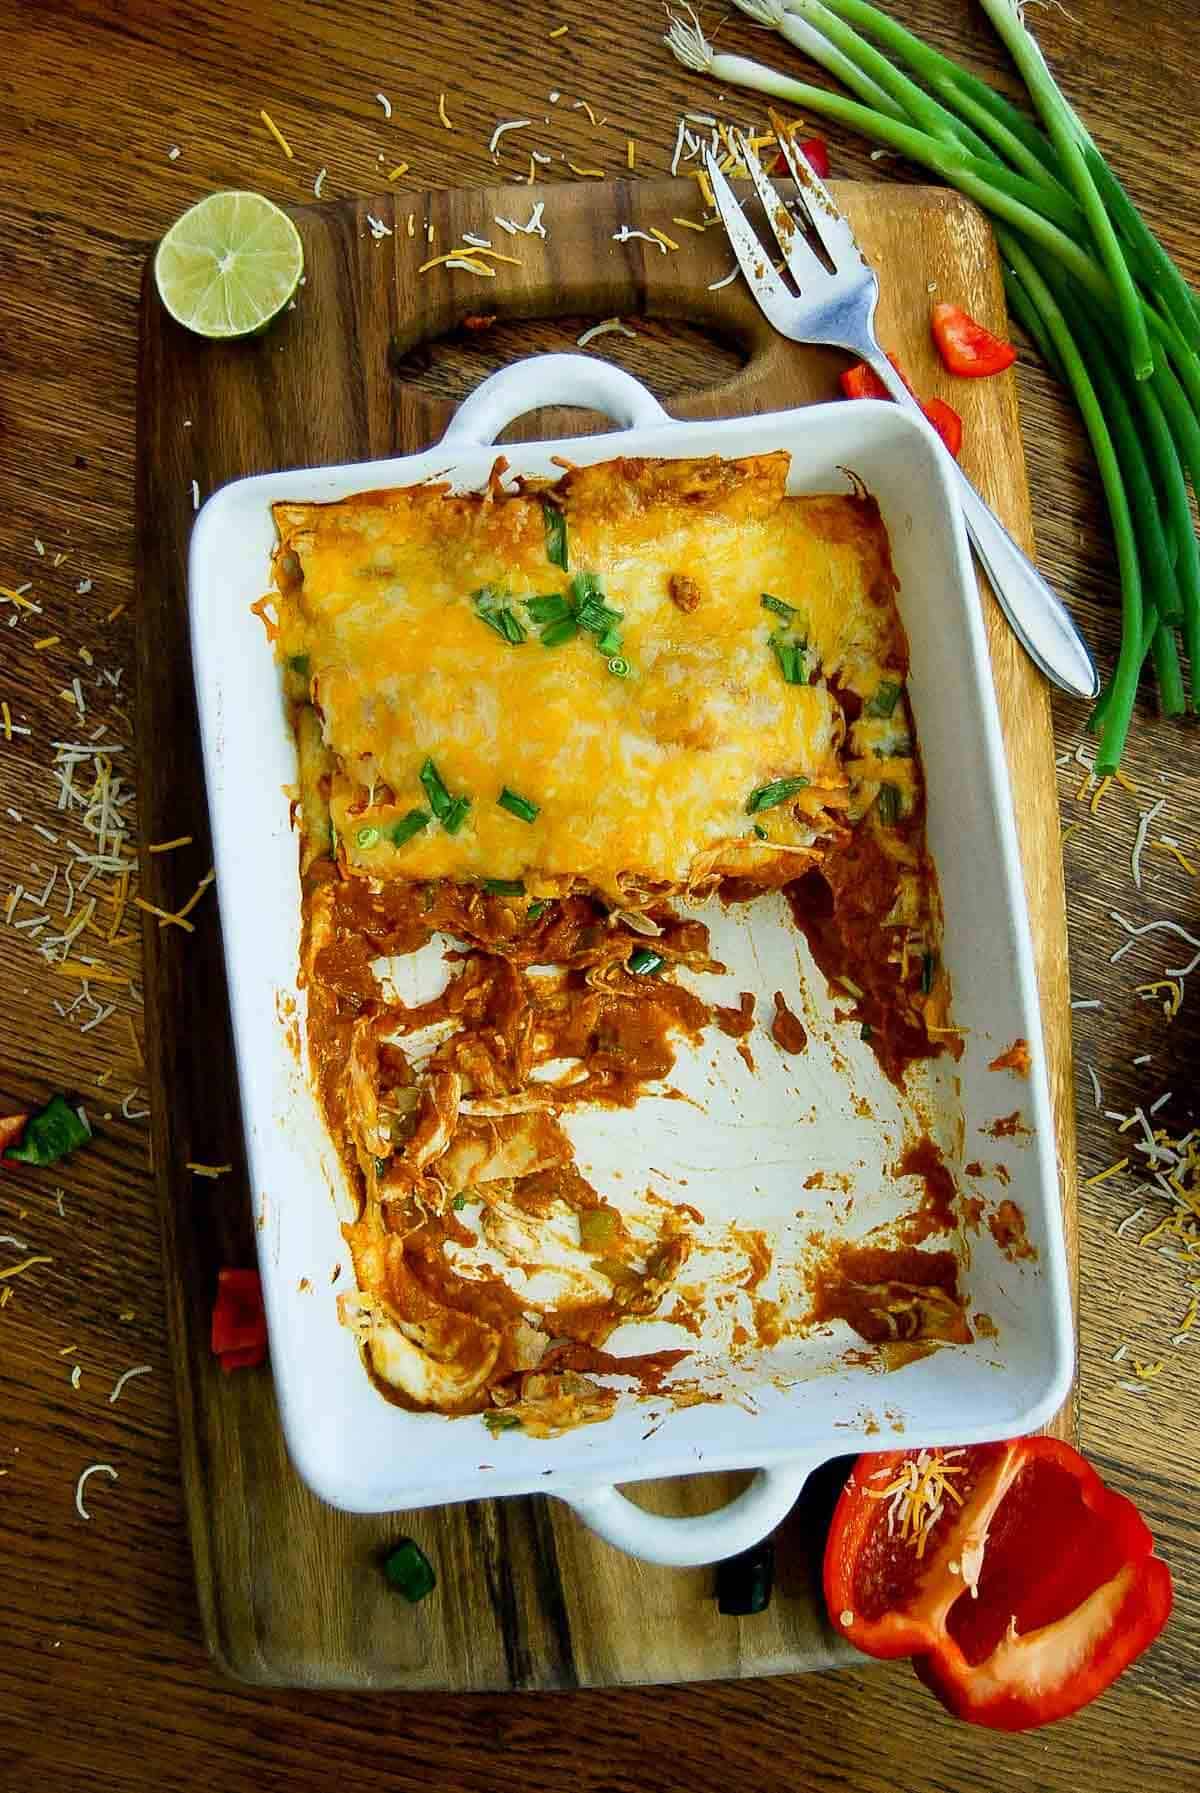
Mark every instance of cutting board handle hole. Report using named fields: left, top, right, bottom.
left=389, top=316, right=744, bottom=422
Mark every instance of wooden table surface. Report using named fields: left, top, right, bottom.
left=0, top=1, right=1195, bottom=1787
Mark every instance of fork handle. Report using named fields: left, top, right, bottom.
left=870, top=359, right=1100, bottom=700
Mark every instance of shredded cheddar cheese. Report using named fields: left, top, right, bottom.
left=1085, top=1157, right=1130, bottom=1187
left=259, top=109, right=294, bottom=160
left=438, top=92, right=453, bottom=130
left=864, top=1448, right=967, bottom=1558
left=186, top=1162, right=232, bottom=1178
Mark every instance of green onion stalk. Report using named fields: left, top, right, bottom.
left=664, top=0, right=1200, bottom=767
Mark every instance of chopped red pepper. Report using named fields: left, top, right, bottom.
left=931, top=302, right=1017, bottom=377
left=825, top=1438, right=1172, bottom=1731
left=211, top=1266, right=267, bottom=1370
left=922, top=396, right=963, bottom=459
left=0, top=1113, right=29, bottom=1156
left=839, top=359, right=962, bottom=458
left=772, top=136, right=830, bottom=179
left=839, top=353, right=914, bottom=402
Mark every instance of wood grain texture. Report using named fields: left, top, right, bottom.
left=0, top=0, right=1195, bottom=1783
left=134, top=173, right=1074, bottom=1688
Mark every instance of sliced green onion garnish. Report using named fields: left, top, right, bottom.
left=570, top=570, right=604, bottom=607
left=382, top=1537, right=437, bottom=1603
left=745, top=776, right=809, bottom=814
left=527, top=899, right=549, bottom=921
left=753, top=823, right=768, bottom=840
left=484, top=878, right=525, bottom=896
left=761, top=593, right=797, bottom=619
left=483, top=1410, right=524, bottom=1434
left=388, top=809, right=430, bottom=847
left=355, top=825, right=381, bottom=848
left=287, top=652, right=310, bottom=675
left=498, top=787, right=539, bottom=823
left=770, top=634, right=809, bottom=685
left=420, top=757, right=451, bottom=817
left=526, top=593, right=572, bottom=626
left=921, top=951, right=937, bottom=995
left=539, top=617, right=579, bottom=648
left=607, top=656, right=632, bottom=678
left=542, top=499, right=568, bottom=570
left=451, top=1192, right=468, bottom=1211
left=877, top=782, right=901, bottom=826
left=860, top=1022, right=874, bottom=1042
left=596, top=626, right=623, bottom=656
left=473, top=585, right=527, bottom=645
left=628, top=947, right=665, bottom=974
left=420, top=758, right=471, bottom=832
left=865, top=678, right=903, bottom=718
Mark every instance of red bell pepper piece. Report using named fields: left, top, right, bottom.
left=0, top=1113, right=29, bottom=1156
left=839, top=358, right=963, bottom=459
left=922, top=396, right=963, bottom=459
left=772, top=136, right=830, bottom=179
left=839, top=353, right=914, bottom=402
left=931, top=302, right=1017, bottom=377
left=825, top=1438, right=1172, bottom=1731
left=211, top=1266, right=267, bottom=1370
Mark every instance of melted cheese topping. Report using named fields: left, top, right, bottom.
left=272, top=454, right=904, bottom=899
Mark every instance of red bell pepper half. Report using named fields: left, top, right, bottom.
left=931, top=302, right=1017, bottom=377
left=211, top=1266, right=267, bottom=1372
left=840, top=357, right=963, bottom=459
left=772, top=136, right=830, bottom=179
left=825, top=1437, right=1172, bottom=1731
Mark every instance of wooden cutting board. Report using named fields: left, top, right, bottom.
left=134, top=175, right=1078, bottom=1690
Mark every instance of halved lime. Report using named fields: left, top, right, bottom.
left=154, top=190, right=304, bottom=338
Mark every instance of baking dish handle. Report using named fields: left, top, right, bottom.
left=439, top=352, right=672, bottom=448
left=557, top=1462, right=814, bottom=1568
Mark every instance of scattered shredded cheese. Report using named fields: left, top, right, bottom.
left=1084, top=1157, right=1130, bottom=1187
left=0, top=1255, right=53, bottom=1281
left=708, top=267, right=739, bottom=290
left=1086, top=1065, right=1102, bottom=1109
left=649, top=227, right=680, bottom=252
left=627, top=138, right=636, bottom=170
left=259, top=109, right=294, bottom=160
left=864, top=1448, right=966, bottom=1559
left=313, top=167, right=327, bottom=199
left=186, top=1162, right=233, bottom=1178
left=612, top=226, right=666, bottom=253
left=489, top=118, right=533, bottom=156
left=549, top=22, right=569, bottom=36
left=1156, top=839, right=1198, bottom=876
left=109, top=1364, right=153, bottom=1404
left=75, top=1462, right=117, bottom=1520
left=438, top=92, right=453, bottom=130
left=376, top=92, right=391, bottom=118
left=576, top=318, right=637, bottom=347
left=387, top=163, right=409, bottom=182
left=1131, top=796, right=1167, bottom=889
left=567, top=162, right=605, bottom=179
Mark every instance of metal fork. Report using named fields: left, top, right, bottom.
left=705, top=136, right=1099, bottom=700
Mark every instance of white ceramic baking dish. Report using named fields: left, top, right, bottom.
left=189, top=353, right=1073, bottom=1568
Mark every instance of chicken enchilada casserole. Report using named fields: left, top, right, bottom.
left=261, top=449, right=964, bottom=1434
